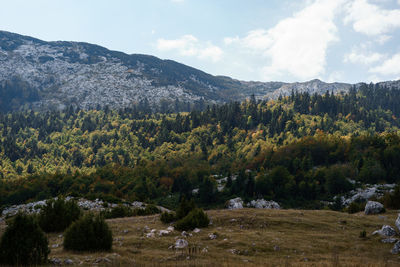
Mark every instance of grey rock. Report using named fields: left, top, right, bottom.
left=248, top=199, right=280, bottom=209
left=174, top=239, right=188, bottom=249
left=64, top=259, right=74, bottom=265
left=364, top=201, right=384, bottom=215
left=372, top=225, right=397, bottom=237
left=193, top=228, right=201, bottom=233
left=227, top=197, right=244, bottom=210
left=209, top=233, right=217, bottom=240
left=49, top=258, right=62, bottom=265
left=391, top=241, right=400, bottom=254
left=396, top=214, right=400, bottom=232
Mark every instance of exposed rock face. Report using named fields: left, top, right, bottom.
left=226, top=198, right=244, bottom=210
left=364, top=201, right=384, bottom=215
left=372, top=225, right=397, bottom=237
left=341, top=184, right=396, bottom=206
left=382, top=238, right=398, bottom=244
left=248, top=199, right=280, bottom=209
left=396, top=214, right=400, bottom=232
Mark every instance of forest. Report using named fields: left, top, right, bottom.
left=1, top=83, right=400, bottom=210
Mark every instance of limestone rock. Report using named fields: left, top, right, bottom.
left=372, top=225, right=397, bottom=237
left=391, top=241, right=400, bottom=254
left=227, top=197, right=244, bottom=210
left=175, top=239, right=188, bottom=249
left=396, top=214, right=400, bottom=232
left=382, top=238, right=398, bottom=244
left=248, top=199, right=280, bottom=209
left=364, top=201, right=384, bottom=215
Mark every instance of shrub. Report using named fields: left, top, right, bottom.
left=63, top=214, right=112, bottom=252
left=359, top=230, right=367, bottom=238
left=382, top=185, right=400, bottom=209
left=103, top=204, right=161, bottom=219
left=176, top=197, right=196, bottom=220
left=103, top=204, right=133, bottom=219
left=160, top=211, right=176, bottom=224
left=347, top=201, right=366, bottom=214
left=0, top=213, right=49, bottom=265
left=38, top=198, right=81, bottom=232
left=175, top=208, right=210, bottom=231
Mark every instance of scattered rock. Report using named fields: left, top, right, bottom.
left=372, top=225, right=397, bottom=237
left=193, top=228, right=201, bottom=233
left=227, top=197, right=244, bottom=209
left=382, top=238, right=398, bottom=244
left=146, top=232, right=155, bottom=238
left=167, top=226, right=174, bottom=232
left=64, top=259, right=74, bottom=265
left=122, top=229, right=129, bottom=234
left=396, top=214, right=400, bottom=232
left=391, top=241, right=400, bottom=254
left=158, top=230, right=170, bottom=236
left=364, top=201, right=384, bottom=215
left=209, top=233, right=217, bottom=240
left=202, top=247, right=208, bottom=253
left=94, top=257, right=111, bottom=264
left=248, top=199, right=281, bottom=209
left=175, top=239, right=188, bottom=249
left=274, top=245, right=280, bottom=251
left=51, top=244, right=60, bottom=248
left=143, top=226, right=150, bottom=232
left=49, top=258, right=62, bottom=265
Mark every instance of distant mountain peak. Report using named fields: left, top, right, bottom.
left=0, top=30, right=399, bottom=112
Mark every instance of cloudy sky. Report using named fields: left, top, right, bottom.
left=1, top=0, right=400, bottom=83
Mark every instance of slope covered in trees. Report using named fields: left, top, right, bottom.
left=1, top=83, right=400, bottom=209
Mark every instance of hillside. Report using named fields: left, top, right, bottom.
left=1, top=208, right=398, bottom=266
left=2, top=30, right=400, bottom=112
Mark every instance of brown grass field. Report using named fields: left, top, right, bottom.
left=1, top=208, right=400, bottom=266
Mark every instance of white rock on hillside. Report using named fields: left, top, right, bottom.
left=248, top=199, right=280, bottom=209
left=396, top=214, right=400, bottom=232
left=372, top=225, right=397, bottom=237
left=364, top=201, right=384, bottom=215
left=226, top=198, right=244, bottom=210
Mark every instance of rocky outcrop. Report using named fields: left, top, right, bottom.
left=364, top=201, right=384, bottom=215
left=226, top=198, right=244, bottom=210
left=396, top=214, right=400, bottom=232
left=372, top=225, right=397, bottom=237
left=248, top=199, right=280, bottom=209
left=341, top=184, right=396, bottom=206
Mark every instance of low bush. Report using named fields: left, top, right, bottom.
left=38, top=198, right=81, bottom=232
left=382, top=185, right=400, bottom=209
left=176, top=197, right=196, bottom=220
left=160, top=211, right=176, bottom=224
left=175, top=208, right=210, bottom=231
left=102, top=204, right=161, bottom=219
left=0, top=213, right=49, bottom=265
left=63, top=214, right=112, bottom=252
left=346, top=201, right=366, bottom=214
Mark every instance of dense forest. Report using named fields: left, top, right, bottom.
left=1, top=83, right=400, bottom=210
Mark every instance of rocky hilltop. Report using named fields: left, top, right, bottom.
left=0, top=30, right=399, bottom=112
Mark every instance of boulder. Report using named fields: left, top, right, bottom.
left=372, top=225, right=397, bottom=237
left=158, top=230, right=170, bottom=236
left=227, top=197, right=244, bottom=210
left=209, top=233, right=217, bottom=240
left=391, top=241, right=400, bottom=254
left=396, top=214, right=400, bottom=232
left=248, top=199, right=281, bottom=209
left=175, top=239, right=188, bottom=249
left=364, top=201, right=384, bottom=215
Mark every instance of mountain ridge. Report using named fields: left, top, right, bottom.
left=0, top=30, right=399, bottom=112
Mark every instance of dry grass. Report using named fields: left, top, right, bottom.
left=1, top=209, right=400, bottom=266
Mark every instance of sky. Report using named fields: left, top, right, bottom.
left=0, top=0, right=400, bottom=83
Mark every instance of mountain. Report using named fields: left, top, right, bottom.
left=0, top=30, right=398, bottom=112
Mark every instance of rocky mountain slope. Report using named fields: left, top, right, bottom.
left=0, top=30, right=399, bottom=112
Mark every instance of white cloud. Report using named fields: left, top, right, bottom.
left=156, top=35, right=223, bottom=62
left=344, top=0, right=400, bottom=36
left=224, top=0, right=343, bottom=80
left=370, top=53, right=400, bottom=76
left=344, top=49, right=384, bottom=65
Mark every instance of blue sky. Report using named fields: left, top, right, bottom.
left=0, top=0, right=400, bottom=83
